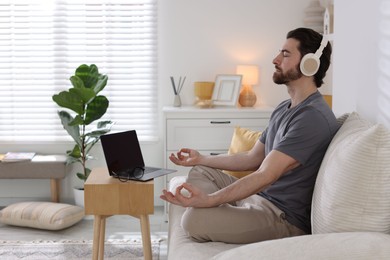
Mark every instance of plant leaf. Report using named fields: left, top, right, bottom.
left=76, top=172, right=88, bottom=181
left=76, top=168, right=91, bottom=181
left=69, top=86, right=96, bottom=104
left=75, top=64, right=99, bottom=90
left=52, top=91, right=84, bottom=115
left=69, top=115, right=85, bottom=126
left=67, top=144, right=81, bottom=159
left=85, top=120, right=114, bottom=137
left=69, top=75, right=85, bottom=89
left=66, top=155, right=81, bottom=165
left=84, top=96, right=109, bottom=125
left=85, top=138, right=100, bottom=154
left=84, top=121, right=114, bottom=153
left=57, top=111, right=81, bottom=145
left=94, top=74, right=108, bottom=94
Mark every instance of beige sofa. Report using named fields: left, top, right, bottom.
left=167, top=112, right=390, bottom=259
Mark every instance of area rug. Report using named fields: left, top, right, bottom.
left=0, top=239, right=161, bottom=260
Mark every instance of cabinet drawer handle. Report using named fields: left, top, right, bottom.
left=210, top=121, right=231, bottom=124
left=210, top=152, right=222, bottom=155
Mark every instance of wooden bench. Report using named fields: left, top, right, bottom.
left=0, top=155, right=67, bottom=202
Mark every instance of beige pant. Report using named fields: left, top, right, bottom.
left=181, top=165, right=307, bottom=244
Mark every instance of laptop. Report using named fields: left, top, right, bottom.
left=100, top=130, right=176, bottom=182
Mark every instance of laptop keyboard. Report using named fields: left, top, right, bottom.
left=144, top=166, right=159, bottom=174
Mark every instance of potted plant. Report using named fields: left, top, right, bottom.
left=52, top=64, right=114, bottom=204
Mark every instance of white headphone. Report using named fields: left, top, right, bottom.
left=300, top=35, right=328, bottom=77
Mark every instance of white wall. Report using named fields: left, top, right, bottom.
left=333, top=0, right=390, bottom=128
left=158, top=0, right=312, bottom=108
left=0, top=0, right=313, bottom=206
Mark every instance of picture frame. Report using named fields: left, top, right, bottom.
left=211, top=74, right=242, bottom=106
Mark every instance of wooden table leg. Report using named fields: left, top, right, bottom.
left=139, top=214, right=152, bottom=260
left=98, top=217, right=107, bottom=260
left=92, top=215, right=102, bottom=260
left=50, top=179, right=60, bottom=202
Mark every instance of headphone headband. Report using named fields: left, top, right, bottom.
left=314, top=35, right=328, bottom=57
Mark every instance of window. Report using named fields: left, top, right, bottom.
left=0, top=0, right=158, bottom=142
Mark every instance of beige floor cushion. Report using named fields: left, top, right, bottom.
left=0, top=201, right=84, bottom=230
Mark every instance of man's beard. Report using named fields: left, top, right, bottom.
left=273, top=65, right=302, bottom=85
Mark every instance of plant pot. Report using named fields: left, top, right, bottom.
left=73, top=187, right=85, bottom=207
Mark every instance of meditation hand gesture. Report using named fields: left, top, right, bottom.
left=169, top=148, right=201, bottom=167
left=160, top=182, right=214, bottom=208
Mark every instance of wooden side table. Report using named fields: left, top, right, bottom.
left=84, top=167, right=154, bottom=260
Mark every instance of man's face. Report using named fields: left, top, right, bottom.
left=272, top=38, right=303, bottom=85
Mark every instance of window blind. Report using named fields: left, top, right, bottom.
left=0, top=0, right=158, bottom=142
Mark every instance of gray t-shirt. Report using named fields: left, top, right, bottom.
left=259, top=91, right=340, bottom=233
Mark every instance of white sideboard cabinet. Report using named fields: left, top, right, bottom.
left=163, top=105, right=274, bottom=185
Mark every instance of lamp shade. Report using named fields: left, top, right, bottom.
left=236, top=65, right=259, bottom=85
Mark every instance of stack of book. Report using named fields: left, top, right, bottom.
left=0, top=152, right=36, bottom=162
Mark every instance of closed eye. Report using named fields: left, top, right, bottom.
left=279, top=49, right=290, bottom=57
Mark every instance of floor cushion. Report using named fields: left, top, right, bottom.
left=0, top=201, right=84, bottom=230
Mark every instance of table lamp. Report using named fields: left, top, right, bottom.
left=236, top=65, right=258, bottom=107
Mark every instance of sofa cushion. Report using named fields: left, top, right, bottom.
left=0, top=201, right=84, bottom=230
left=212, top=232, right=390, bottom=260
left=223, top=126, right=261, bottom=178
left=312, top=112, right=390, bottom=234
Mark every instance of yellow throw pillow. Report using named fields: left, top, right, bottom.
left=223, top=126, right=262, bottom=178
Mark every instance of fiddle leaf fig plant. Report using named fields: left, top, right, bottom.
left=52, top=64, right=114, bottom=183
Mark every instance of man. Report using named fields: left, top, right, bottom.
left=161, top=28, right=340, bottom=244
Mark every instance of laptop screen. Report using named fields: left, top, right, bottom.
left=100, top=130, right=145, bottom=174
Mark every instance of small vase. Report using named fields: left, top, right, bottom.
left=238, top=85, right=257, bottom=107
left=173, top=94, right=181, bottom=107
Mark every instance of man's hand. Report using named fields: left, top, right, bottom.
left=169, top=148, right=201, bottom=167
left=160, top=182, right=214, bottom=208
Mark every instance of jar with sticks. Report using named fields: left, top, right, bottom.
left=170, top=76, right=186, bottom=107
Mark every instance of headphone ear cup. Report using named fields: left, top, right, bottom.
left=300, top=53, right=320, bottom=77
